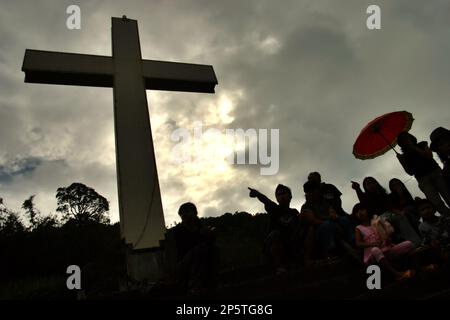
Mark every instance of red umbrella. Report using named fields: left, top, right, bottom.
left=353, top=111, right=414, bottom=160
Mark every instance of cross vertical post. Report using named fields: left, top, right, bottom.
left=112, top=17, right=166, bottom=251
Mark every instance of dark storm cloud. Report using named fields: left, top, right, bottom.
left=0, top=0, right=449, bottom=224
left=0, top=157, right=43, bottom=183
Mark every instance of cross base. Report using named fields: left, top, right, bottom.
left=125, top=246, right=166, bottom=284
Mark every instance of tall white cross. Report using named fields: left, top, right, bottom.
left=22, top=17, right=218, bottom=250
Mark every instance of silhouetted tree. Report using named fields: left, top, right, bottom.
left=1, top=213, right=25, bottom=235
left=56, top=183, right=110, bottom=224
left=0, top=199, right=25, bottom=237
left=35, top=215, right=59, bottom=230
left=0, top=197, right=6, bottom=225
left=22, top=195, right=38, bottom=228
left=22, top=195, right=59, bottom=230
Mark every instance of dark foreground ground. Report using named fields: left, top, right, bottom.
left=103, top=257, right=450, bottom=300
left=2, top=213, right=449, bottom=300
left=2, top=254, right=450, bottom=300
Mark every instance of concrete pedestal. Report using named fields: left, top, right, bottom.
left=126, top=247, right=165, bottom=283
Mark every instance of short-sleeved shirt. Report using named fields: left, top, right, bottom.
left=264, top=200, right=299, bottom=237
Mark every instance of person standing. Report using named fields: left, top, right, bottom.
left=396, top=132, right=450, bottom=217
left=430, top=127, right=450, bottom=188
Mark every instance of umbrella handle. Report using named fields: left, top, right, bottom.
left=376, top=131, right=399, bottom=155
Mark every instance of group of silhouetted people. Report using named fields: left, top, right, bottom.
left=173, top=127, right=450, bottom=294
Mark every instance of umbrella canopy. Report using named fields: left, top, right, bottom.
left=353, top=111, right=414, bottom=160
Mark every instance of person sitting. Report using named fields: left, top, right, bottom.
left=248, top=184, right=300, bottom=275
left=351, top=177, right=390, bottom=216
left=388, top=178, right=421, bottom=232
left=385, top=178, right=422, bottom=247
left=174, top=202, right=218, bottom=295
left=430, top=127, right=450, bottom=188
left=414, top=198, right=450, bottom=267
left=354, top=203, right=415, bottom=281
left=300, top=181, right=354, bottom=265
left=417, top=198, right=450, bottom=248
left=396, top=131, right=450, bottom=217
left=308, top=171, right=347, bottom=216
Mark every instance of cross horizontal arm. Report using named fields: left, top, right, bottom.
left=142, top=59, right=218, bottom=93
left=22, top=49, right=114, bottom=87
left=22, top=50, right=218, bottom=92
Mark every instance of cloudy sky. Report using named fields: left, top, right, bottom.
left=1, top=0, right=449, bottom=227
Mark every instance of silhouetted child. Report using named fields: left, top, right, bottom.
left=354, top=203, right=415, bottom=281
left=174, top=202, right=218, bottom=295
left=417, top=198, right=450, bottom=248
left=248, top=184, right=300, bottom=275
left=413, top=198, right=449, bottom=268
left=397, top=131, right=450, bottom=217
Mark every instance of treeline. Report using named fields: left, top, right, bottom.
left=1, top=185, right=271, bottom=297
left=0, top=183, right=124, bottom=294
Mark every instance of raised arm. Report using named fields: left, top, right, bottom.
left=248, top=187, right=273, bottom=206
left=351, top=181, right=365, bottom=203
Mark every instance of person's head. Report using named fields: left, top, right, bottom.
left=352, top=203, right=371, bottom=223
left=389, top=178, right=414, bottom=205
left=275, top=184, right=292, bottom=206
left=397, top=132, right=417, bottom=150
left=416, top=198, right=436, bottom=221
left=178, top=202, right=198, bottom=223
left=363, top=177, right=386, bottom=195
left=389, top=178, right=406, bottom=194
left=307, top=172, right=321, bottom=185
left=303, top=181, right=321, bottom=203
left=430, top=127, right=450, bottom=159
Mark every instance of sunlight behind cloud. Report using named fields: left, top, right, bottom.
left=259, top=35, right=282, bottom=55
left=204, top=93, right=236, bottom=125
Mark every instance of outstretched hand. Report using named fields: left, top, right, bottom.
left=248, top=187, right=259, bottom=198
left=351, top=181, right=360, bottom=190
